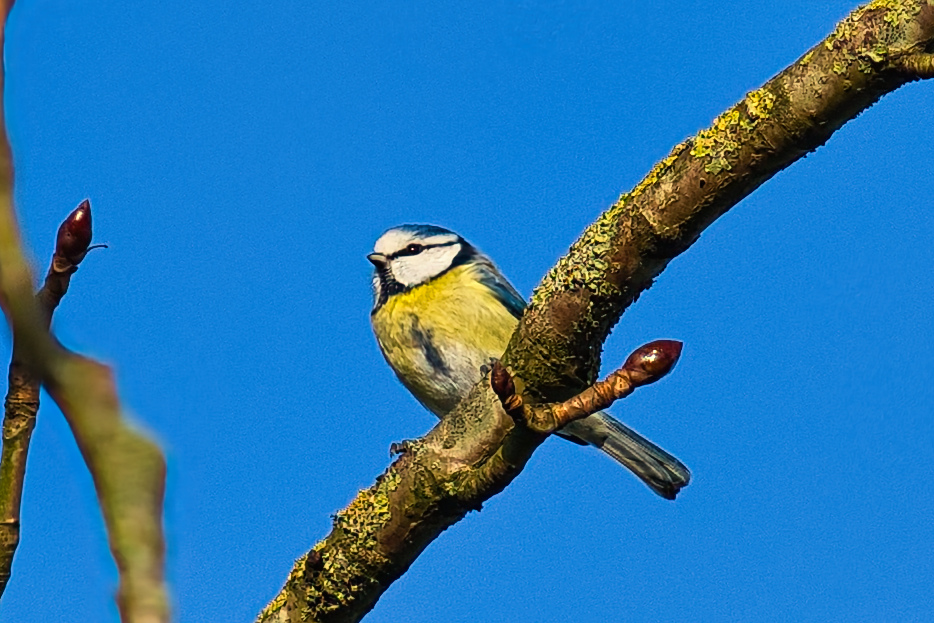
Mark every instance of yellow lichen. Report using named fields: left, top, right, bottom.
left=823, top=0, right=921, bottom=77
left=259, top=587, right=289, bottom=619
left=529, top=202, right=626, bottom=310
left=825, top=18, right=855, bottom=50
left=866, top=0, right=908, bottom=15
left=336, top=468, right=401, bottom=533
left=799, top=50, right=814, bottom=66
left=865, top=43, right=889, bottom=63
left=745, top=88, right=774, bottom=120
left=689, top=108, right=746, bottom=174
left=298, top=468, right=404, bottom=617
left=687, top=86, right=775, bottom=175
left=628, top=143, right=686, bottom=200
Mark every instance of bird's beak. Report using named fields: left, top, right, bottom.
left=367, top=253, right=388, bottom=267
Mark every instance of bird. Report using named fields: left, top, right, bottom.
left=368, top=224, right=691, bottom=499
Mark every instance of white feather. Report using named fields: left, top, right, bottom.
left=371, top=227, right=463, bottom=288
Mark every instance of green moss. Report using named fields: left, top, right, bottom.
left=822, top=0, right=921, bottom=76
left=297, top=468, right=404, bottom=618
left=684, top=85, right=776, bottom=175
left=529, top=203, right=624, bottom=310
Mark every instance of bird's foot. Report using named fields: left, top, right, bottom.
left=390, top=439, right=419, bottom=457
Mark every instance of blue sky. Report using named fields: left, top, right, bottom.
left=2, top=1, right=933, bottom=621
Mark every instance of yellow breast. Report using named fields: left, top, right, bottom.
left=371, top=264, right=520, bottom=415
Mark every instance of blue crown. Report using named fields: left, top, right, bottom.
left=389, top=224, right=457, bottom=239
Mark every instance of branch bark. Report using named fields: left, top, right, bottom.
left=258, top=2, right=934, bottom=621
left=0, top=200, right=99, bottom=596
left=0, top=5, right=169, bottom=622
left=491, top=340, right=683, bottom=434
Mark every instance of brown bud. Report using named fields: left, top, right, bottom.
left=623, top=339, right=683, bottom=386
left=56, top=199, right=93, bottom=264
left=490, top=360, right=525, bottom=419
left=490, top=360, right=515, bottom=403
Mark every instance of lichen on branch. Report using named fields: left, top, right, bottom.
left=261, top=3, right=934, bottom=622
left=505, top=0, right=934, bottom=403
left=490, top=340, right=683, bottom=434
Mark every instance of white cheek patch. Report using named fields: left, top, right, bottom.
left=391, top=243, right=462, bottom=287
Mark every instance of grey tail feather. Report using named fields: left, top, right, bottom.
left=558, top=411, right=691, bottom=500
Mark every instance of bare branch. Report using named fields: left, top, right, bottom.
left=504, top=0, right=934, bottom=402
left=549, top=340, right=682, bottom=430
left=0, top=200, right=97, bottom=596
left=490, top=340, right=682, bottom=434
left=892, top=52, right=934, bottom=77
left=0, top=5, right=169, bottom=622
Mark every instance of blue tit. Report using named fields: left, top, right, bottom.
left=368, top=224, right=690, bottom=499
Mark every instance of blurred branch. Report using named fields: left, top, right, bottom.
left=0, top=200, right=96, bottom=596
left=0, top=5, right=169, bottom=622
left=260, top=3, right=934, bottom=621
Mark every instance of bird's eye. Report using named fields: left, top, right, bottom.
left=404, top=243, right=423, bottom=255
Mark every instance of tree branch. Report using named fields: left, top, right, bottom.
left=0, top=200, right=98, bottom=596
left=259, top=342, right=679, bottom=623
left=504, top=0, right=934, bottom=401
left=0, top=5, right=169, bottom=622
left=892, top=51, right=934, bottom=76
left=260, top=2, right=934, bottom=621
left=491, top=340, right=683, bottom=434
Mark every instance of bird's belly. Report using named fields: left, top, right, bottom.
left=375, top=315, right=500, bottom=416
left=403, top=340, right=492, bottom=416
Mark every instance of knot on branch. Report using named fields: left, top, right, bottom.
left=301, top=550, right=324, bottom=582
left=491, top=340, right=683, bottom=435
left=891, top=53, right=934, bottom=79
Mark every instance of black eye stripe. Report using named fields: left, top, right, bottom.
left=388, top=240, right=458, bottom=259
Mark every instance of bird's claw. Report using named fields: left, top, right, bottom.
left=390, top=439, right=417, bottom=457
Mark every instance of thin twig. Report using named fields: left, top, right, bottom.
left=550, top=340, right=683, bottom=429
left=0, top=200, right=94, bottom=596
left=492, top=340, right=683, bottom=434
left=0, top=5, right=169, bottom=621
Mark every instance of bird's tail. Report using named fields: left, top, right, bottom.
left=559, top=411, right=691, bottom=500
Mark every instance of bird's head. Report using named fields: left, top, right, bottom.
left=368, top=225, right=475, bottom=310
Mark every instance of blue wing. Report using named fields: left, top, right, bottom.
left=475, top=261, right=526, bottom=320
